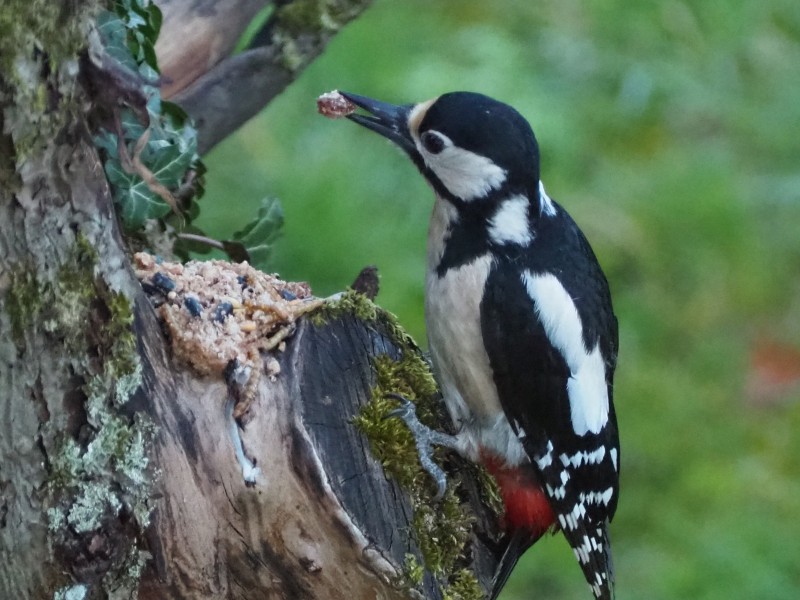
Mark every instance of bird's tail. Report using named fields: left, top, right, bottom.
left=574, top=523, right=615, bottom=600
left=488, top=529, right=538, bottom=600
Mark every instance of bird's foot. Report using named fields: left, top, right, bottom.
left=386, top=393, right=461, bottom=500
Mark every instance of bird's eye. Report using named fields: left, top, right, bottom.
left=421, top=131, right=446, bottom=155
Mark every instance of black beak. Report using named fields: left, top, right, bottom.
left=339, top=92, right=416, bottom=155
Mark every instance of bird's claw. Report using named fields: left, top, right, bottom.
left=386, top=395, right=415, bottom=419
left=385, top=393, right=449, bottom=500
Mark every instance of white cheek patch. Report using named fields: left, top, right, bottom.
left=488, top=195, right=532, bottom=246
left=522, top=271, right=610, bottom=436
left=418, top=142, right=507, bottom=201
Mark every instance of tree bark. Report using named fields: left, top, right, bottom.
left=158, top=0, right=374, bottom=154
left=0, top=1, right=502, bottom=598
left=135, top=307, right=501, bottom=600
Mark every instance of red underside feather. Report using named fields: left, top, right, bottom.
left=482, top=454, right=556, bottom=536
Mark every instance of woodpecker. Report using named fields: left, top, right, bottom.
left=332, top=91, right=620, bottom=599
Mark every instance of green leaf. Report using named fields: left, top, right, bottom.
left=105, top=160, right=171, bottom=229
left=96, top=11, right=138, bottom=71
left=161, top=101, right=190, bottom=127
left=225, top=198, right=285, bottom=268
left=140, top=141, right=195, bottom=188
left=96, top=1, right=206, bottom=233
left=126, top=10, right=147, bottom=30
left=94, top=130, right=119, bottom=157
left=118, top=108, right=147, bottom=142
left=146, top=3, right=163, bottom=39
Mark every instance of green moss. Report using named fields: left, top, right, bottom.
left=412, top=487, right=474, bottom=576
left=333, top=294, right=487, bottom=596
left=442, top=569, right=485, bottom=600
left=357, top=351, right=477, bottom=588
left=474, top=461, right=505, bottom=519
left=104, top=289, right=139, bottom=392
left=353, top=356, right=439, bottom=491
left=311, top=289, right=380, bottom=326
left=276, top=0, right=328, bottom=35
left=6, top=268, right=43, bottom=343
left=271, top=0, right=371, bottom=71
left=402, top=554, right=425, bottom=587
left=0, top=0, right=102, bottom=159
left=276, top=0, right=371, bottom=36
left=1, top=2, right=150, bottom=592
left=50, top=236, right=98, bottom=347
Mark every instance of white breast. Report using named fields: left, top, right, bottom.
left=424, top=198, right=527, bottom=464
left=425, top=251, right=499, bottom=421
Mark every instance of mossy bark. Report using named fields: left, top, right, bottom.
left=0, top=4, right=152, bottom=594
left=0, top=2, right=502, bottom=599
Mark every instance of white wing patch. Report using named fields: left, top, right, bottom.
left=488, top=195, right=532, bottom=246
left=522, top=271, right=609, bottom=435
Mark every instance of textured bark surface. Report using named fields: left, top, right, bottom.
left=0, top=1, right=500, bottom=598
left=157, top=0, right=374, bottom=154
left=0, top=123, right=140, bottom=597
left=156, top=0, right=271, bottom=99
left=136, top=311, right=500, bottom=599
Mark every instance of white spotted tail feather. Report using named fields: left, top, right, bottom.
left=538, top=441, right=617, bottom=599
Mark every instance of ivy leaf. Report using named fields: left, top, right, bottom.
left=95, top=1, right=206, bottom=232
left=161, top=101, right=190, bottom=126
left=96, top=11, right=138, bottom=71
left=224, top=198, right=284, bottom=268
left=124, top=116, right=148, bottom=145
left=103, top=130, right=197, bottom=229
left=94, top=129, right=119, bottom=157
left=145, top=3, right=163, bottom=39
left=141, top=139, right=196, bottom=186
left=106, top=160, right=171, bottom=229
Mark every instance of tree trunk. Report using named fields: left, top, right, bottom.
left=0, top=1, right=502, bottom=599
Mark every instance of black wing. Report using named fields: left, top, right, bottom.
left=480, top=205, right=619, bottom=599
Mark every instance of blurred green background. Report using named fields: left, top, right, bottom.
left=195, top=1, right=800, bottom=598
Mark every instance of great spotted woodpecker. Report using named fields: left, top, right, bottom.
left=330, top=91, right=620, bottom=599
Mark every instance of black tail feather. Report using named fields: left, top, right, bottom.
left=489, top=529, right=539, bottom=600
left=569, top=522, right=615, bottom=600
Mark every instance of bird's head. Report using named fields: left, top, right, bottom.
left=341, top=91, right=541, bottom=207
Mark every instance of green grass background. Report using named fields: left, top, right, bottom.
left=195, top=1, right=800, bottom=597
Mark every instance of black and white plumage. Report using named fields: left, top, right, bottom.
left=337, top=91, right=620, bottom=599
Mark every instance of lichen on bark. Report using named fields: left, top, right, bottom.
left=271, top=0, right=373, bottom=72
left=6, top=232, right=152, bottom=595
left=0, top=0, right=103, bottom=160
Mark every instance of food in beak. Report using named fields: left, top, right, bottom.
left=317, top=90, right=357, bottom=119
